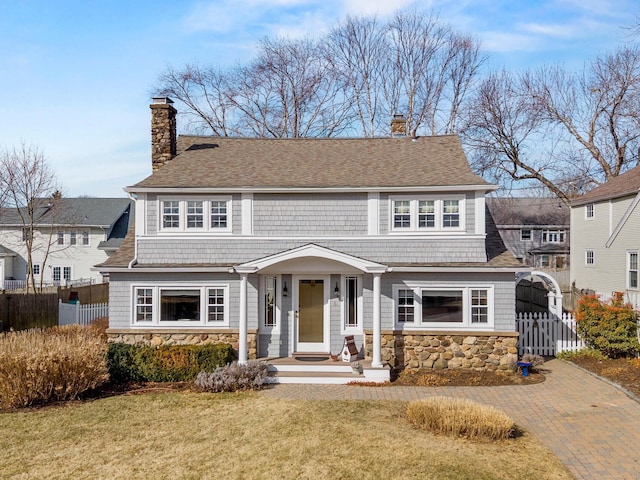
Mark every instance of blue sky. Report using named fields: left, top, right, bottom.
left=0, top=0, right=636, bottom=198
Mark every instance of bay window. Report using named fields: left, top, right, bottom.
left=395, top=285, right=492, bottom=328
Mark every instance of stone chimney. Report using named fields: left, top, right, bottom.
left=150, top=97, right=177, bottom=172
left=391, top=114, right=407, bottom=138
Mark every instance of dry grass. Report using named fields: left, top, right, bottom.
left=406, top=396, right=516, bottom=440
left=0, top=393, right=572, bottom=480
left=0, top=326, right=108, bottom=409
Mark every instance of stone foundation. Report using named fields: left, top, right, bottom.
left=365, top=330, right=518, bottom=371
left=106, top=329, right=258, bottom=360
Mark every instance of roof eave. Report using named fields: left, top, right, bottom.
left=124, top=184, right=498, bottom=194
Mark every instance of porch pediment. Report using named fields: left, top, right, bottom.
left=234, top=244, right=388, bottom=274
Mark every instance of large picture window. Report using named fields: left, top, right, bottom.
left=160, top=197, right=231, bottom=233
left=132, top=285, right=229, bottom=326
left=390, top=196, right=464, bottom=232
left=395, top=285, right=493, bottom=328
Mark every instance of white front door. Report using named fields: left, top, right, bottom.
left=294, top=276, right=330, bottom=352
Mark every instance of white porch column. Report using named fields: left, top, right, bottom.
left=372, top=273, right=382, bottom=368
left=239, top=273, right=248, bottom=364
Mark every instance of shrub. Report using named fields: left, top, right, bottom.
left=575, top=293, right=640, bottom=358
left=107, top=343, right=236, bottom=383
left=0, top=325, right=108, bottom=409
left=195, top=361, right=269, bottom=392
left=520, top=353, right=545, bottom=369
left=406, top=396, right=515, bottom=440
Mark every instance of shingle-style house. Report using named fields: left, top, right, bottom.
left=0, top=197, right=132, bottom=290
left=486, top=197, right=570, bottom=270
left=571, top=165, right=640, bottom=308
left=98, top=98, right=523, bottom=382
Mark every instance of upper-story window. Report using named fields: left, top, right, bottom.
left=160, top=197, right=231, bottom=233
left=70, top=231, right=77, bottom=245
left=586, top=249, right=594, bottom=266
left=391, top=196, right=464, bottom=233
left=82, top=231, right=90, bottom=245
left=542, top=229, right=565, bottom=243
left=520, top=229, right=532, bottom=241
left=585, top=204, right=594, bottom=219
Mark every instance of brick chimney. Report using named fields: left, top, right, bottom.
left=391, top=114, right=407, bottom=138
left=150, top=97, right=177, bottom=172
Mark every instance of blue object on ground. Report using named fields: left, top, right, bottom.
left=517, top=361, right=533, bottom=377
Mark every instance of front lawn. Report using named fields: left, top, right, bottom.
left=0, top=392, right=572, bottom=479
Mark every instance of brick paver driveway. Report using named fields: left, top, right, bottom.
left=260, top=359, right=640, bottom=480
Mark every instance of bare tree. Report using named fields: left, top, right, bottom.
left=464, top=46, right=640, bottom=201
left=0, top=144, right=61, bottom=292
left=154, top=7, right=483, bottom=139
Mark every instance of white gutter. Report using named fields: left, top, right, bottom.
left=123, top=184, right=498, bottom=194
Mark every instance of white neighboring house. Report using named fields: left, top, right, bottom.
left=571, top=165, right=640, bottom=307
left=0, top=198, right=132, bottom=290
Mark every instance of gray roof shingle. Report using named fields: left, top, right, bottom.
left=572, top=165, right=640, bottom=205
left=130, top=135, right=492, bottom=190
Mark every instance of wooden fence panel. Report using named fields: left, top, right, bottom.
left=0, top=293, right=58, bottom=331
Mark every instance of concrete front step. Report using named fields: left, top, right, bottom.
left=266, top=359, right=391, bottom=384
left=266, top=370, right=369, bottom=385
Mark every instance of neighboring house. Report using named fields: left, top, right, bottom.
left=0, top=197, right=132, bottom=290
left=98, top=97, right=523, bottom=379
left=486, top=197, right=570, bottom=271
left=571, top=165, right=640, bottom=308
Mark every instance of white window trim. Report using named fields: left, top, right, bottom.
left=158, top=196, right=232, bottom=234
left=131, top=284, right=230, bottom=327
left=520, top=229, right=532, bottom=241
left=340, top=275, right=363, bottom=334
left=585, top=249, right=595, bottom=266
left=389, top=195, right=465, bottom=234
left=585, top=203, right=594, bottom=220
left=81, top=230, right=90, bottom=246
left=627, top=251, right=638, bottom=290
left=259, top=275, right=281, bottom=333
left=393, top=283, right=494, bottom=329
left=542, top=229, right=566, bottom=244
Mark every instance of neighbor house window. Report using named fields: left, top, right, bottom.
left=586, top=204, right=594, bottom=219
left=32, top=264, right=40, bottom=276
left=520, top=229, right=532, bottom=241
left=540, top=255, right=551, bottom=268
left=586, top=250, right=594, bottom=266
left=63, top=267, right=71, bottom=281
left=132, top=285, right=228, bottom=326
left=52, top=266, right=70, bottom=283
left=263, top=276, right=277, bottom=327
left=628, top=252, right=638, bottom=289
left=82, top=231, right=89, bottom=245
left=69, top=231, right=77, bottom=245
left=57, top=231, right=64, bottom=245
left=390, top=196, right=464, bottom=232
left=542, top=230, right=566, bottom=243
left=396, top=285, right=493, bottom=328
left=160, top=198, right=231, bottom=232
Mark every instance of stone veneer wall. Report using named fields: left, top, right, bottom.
left=106, top=329, right=258, bottom=360
left=365, top=330, right=519, bottom=371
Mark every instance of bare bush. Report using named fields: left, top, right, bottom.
left=195, top=361, right=269, bottom=393
left=520, top=354, right=545, bottom=368
left=406, top=396, right=515, bottom=440
left=0, top=325, right=108, bottom=409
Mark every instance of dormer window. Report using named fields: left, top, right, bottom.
left=160, top=197, right=231, bottom=233
left=391, top=196, right=464, bottom=233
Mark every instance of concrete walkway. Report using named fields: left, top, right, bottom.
left=260, top=359, right=640, bottom=480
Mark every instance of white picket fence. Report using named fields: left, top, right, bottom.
left=516, top=312, right=585, bottom=356
left=58, top=300, right=108, bottom=326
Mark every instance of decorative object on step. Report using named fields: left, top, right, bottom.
left=351, top=361, right=362, bottom=375
left=295, top=356, right=330, bottom=362
left=341, top=335, right=359, bottom=362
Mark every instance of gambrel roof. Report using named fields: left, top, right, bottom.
left=129, top=135, right=492, bottom=190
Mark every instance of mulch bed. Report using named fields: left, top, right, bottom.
left=393, top=368, right=545, bottom=387
left=567, top=354, right=640, bottom=398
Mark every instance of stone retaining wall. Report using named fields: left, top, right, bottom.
left=365, top=331, right=518, bottom=371
left=106, top=329, right=257, bottom=360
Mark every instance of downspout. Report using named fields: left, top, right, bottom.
left=127, top=192, right=138, bottom=269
